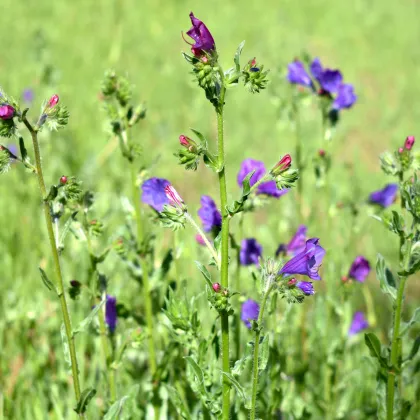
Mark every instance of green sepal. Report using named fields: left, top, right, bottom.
left=372, top=210, right=405, bottom=236
left=158, top=205, right=186, bottom=231
left=73, top=387, right=96, bottom=415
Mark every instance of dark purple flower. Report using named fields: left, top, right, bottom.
left=287, top=61, right=312, bottom=87
left=286, top=225, right=308, bottom=256
left=369, top=184, right=398, bottom=208
left=240, top=238, right=263, bottom=266
left=185, top=12, right=215, bottom=56
left=333, top=84, right=357, bottom=109
left=22, top=88, right=34, bottom=104
left=241, top=299, right=260, bottom=328
left=237, top=158, right=287, bottom=198
left=348, top=311, right=369, bottom=336
left=348, top=256, right=371, bottom=282
left=0, top=105, right=15, bottom=120
left=275, top=243, right=287, bottom=257
left=105, top=295, right=117, bottom=333
left=317, top=70, right=343, bottom=94
left=297, top=281, right=314, bottom=295
left=198, top=195, right=222, bottom=232
left=280, top=238, right=326, bottom=280
left=141, top=178, right=170, bottom=212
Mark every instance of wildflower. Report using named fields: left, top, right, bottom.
left=297, top=281, right=315, bottom=295
left=286, top=225, right=308, bottom=256
left=240, top=238, right=263, bottom=266
left=280, top=238, right=326, bottom=280
left=271, top=154, right=292, bottom=176
left=184, top=12, right=215, bottom=56
left=164, top=185, right=185, bottom=209
left=179, top=134, right=198, bottom=152
left=237, top=158, right=288, bottom=198
left=348, top=256, right=371, bottom=282
left=196, top=234, right=206, bottom=246
left=241, top=299, right=260, bottom=328
left=198, top=195, right=222, bottom=232
left=348, top=311, right=369, bottom=336
left=105, top=295, right=117, bottom=333
left=333, top=84, right=357, bottom=110
left=369, top=183, right=398, bottom=208
left=275, top=243, right=287, bottom=257
left=404, top=135, right=415, bottom=150
left=212, top=283, right=221, bottom=293
left=287, top=61, right=312, bottom=87
left=141, top=177, right=170, bottom=212
left=48, top=94, right=59, bottom=107
left=22, top=88, right=34, bottom=104
left=0, top=105, right=15, bottom=120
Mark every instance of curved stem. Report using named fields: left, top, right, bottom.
left=216, top=68, right=231, bottom=420
left=23, top=118, right=82, bottom=403
left=250, top=285, right=273, bottom=420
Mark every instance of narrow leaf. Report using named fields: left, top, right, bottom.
left=404, top=336, right=420, bottom=363
left=234, top=40, right=246, bottom=71
left=258, top=335, right=270, bottom=371
left=194, top=261, right=213, bottom=289
left=364, top=332, right=388, bottom=368
left=376, top=254, right=397, bottom=300
left=103, top=396, right=129, bottom=420
left=184, top=356, right=206, bottom=394
left=221, top=371, right=251, bottom=408
left=165, top=385, right=191, bottom=420
left=72, top=299, right=105, bottom=336
left=60, top=323, right=71, bottom=369
left=39, top=267, right=54, bottom=292
left=19, top=136, right=28, bottom=162
left=401, top=308, right=420, bottom=336
left=74, top=387, right=96, bottom=414
left=58, top=211, right=78, bottom=252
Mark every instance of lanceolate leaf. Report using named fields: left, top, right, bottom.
left=72, top=299, right=105, bottom=336
left=226, top=170, right=255, bottom=216
left=364, top=332, right=388, bottom=368
left=376, top=254, right=397, bottom=300
left=39, top=267, right=54, bottom=292
left=195, top=261, right=213, bottom=289
left=74, top=387, right=96, bottom=414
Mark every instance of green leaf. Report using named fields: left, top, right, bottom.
left=19, top=136, right=28, bottom=162
left=234, top=40, right=245, bottom=71
left=221, top=371, right=251, bottom=409
left=194, top=261, right=213, bottom=289
left=364, top=332, right=388, bottom=368
left=58, top=211, right=78, bottom=252
left=184, top=356, right=206, bottom=395
left=103, top=396, right=129, bottom=419
left=404, top=336, right=420, bottom=363
left=189, top=128, right=208, bottom=148
left=39, top=267, right=54, bottom=292
left=401, top=307, right=420, bottom=335
left=226, top=170, right=255, bottom=216
left=400, top=241, right=420, bottom=276
left=74, top=387, right=96, bottom=415
left=376, top=254, right=397, bottom=300
left=72, top=299, right=105, bottom=336
left=258, top=335, right=270, bottom=371
left=60, top=323, right=71, bottom=369
left=165, top=385, right=191, bottom=420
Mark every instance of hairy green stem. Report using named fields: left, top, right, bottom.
left=250, top=285, right=273, bottom=420
left=216, top=69, right=231, bottom=420
left=23, top=118, right=82, bottom=403
left=294, top=103, right=303, bottom=220
left=234, top=215, right=244, bottom=362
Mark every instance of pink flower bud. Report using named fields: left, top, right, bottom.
left=164, top=185, right=184, bottom=208
left=318, top=149, right=326, bottom=157
left=250, top=57, right=257, bottom=67
left=196, top=234, right=206, bottom=246
left=287, top=278, right=297, bottom=286
left=0, top=104, right=15, bottom=120
left=274, top=154, right=292, bottom=173
left=179, top=135, right=190, bottom=147
left=398, top=147, right=404, bottom=154
left=404, top=135, right=415, bottom=150
left=48, top=94, right=59, bottom=107
left=201, top=56, right=209, bottom=63
left=341, top=275, right=349, bottom=283
left=212, top=283, right=221, bottom=293
left=60, top=175, right=68, bottom=184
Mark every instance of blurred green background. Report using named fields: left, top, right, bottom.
left=1, top=0, right=420, bottom=417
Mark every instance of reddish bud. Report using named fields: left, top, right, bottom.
left=275, top=154, right=292, bottom=172
left=60, top=175, right=67, bottom=184
left=196, top=234, right=206, bottom=246
left=212, top=283, right=221, bottom=293
left=90, top=220, right=97, bottom=225
left=341, top=275, right=349, bottom=283
left=250, top=57, right=257, bottom=67
left=318, top=149, right=326, bottom=157
left=287, top=278, right=297, bottom=286
left=0, top=104, right=15, bottom=120
left=398, top=147, right=404, bottom=154
left=404, top=135, right=415, bottom=150
left=48, top=94, right=59, bottom=107
left=164, top=185, right=184, bottom=208
left=201, top=56, right=208, bottom=63
left=179, top=135, right=190, bottom=147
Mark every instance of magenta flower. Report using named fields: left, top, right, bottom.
left=280, top=238, right=326, bottom=280
left=348, top=311, right=369, bottom=336
left=141, top=178, right=170, bottom=212
left=198, top=195, right=222, bottom=233
left=237, top=158, right=288, bottom=198
left=0, top=105, right=15, bottom=120
left=241, top=299, right=260, bottom=329
left=240, top=238, right=263, bottom=266
left=105, top=295, right=117, bottom=333
left=348, top=256, right=371, bottom=282
left=297, top=281, right=314, bottom=295
left=184, top=12, right=215, bottom=56
left=369, top=184, right=398, bottom=208
left=404, top=135, right=415, bottom=150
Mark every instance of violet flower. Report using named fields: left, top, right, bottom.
left=198, top=195, right=221, bottom=232
left=240, top=238, right=263, bottom=266
left=287, top=61, right=312, bottom=87
left=280, top=238, right=326, bottom=280
left=241, top=299, right=260, bottom=329
left=297, top=281, right=314, bottom=295
left=22, top=89, right=34, bottom=104
left=369, top=184, right=398, bottom=208
left=0, top=105, right=15, bottom=120
left=185, top=12, right=215, bottom=56
left=348, top=311, right=369, bottom=336
left=348, top=256, right=371, bottom=282
left=141, top=177, right=170, bottom=212
left=237, top=158, right=288, bottom=198
left=105, top=295, right=117, bottom=333
left=286, top=225, right=308, bottom=256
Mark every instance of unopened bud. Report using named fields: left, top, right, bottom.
left=179, top=135, right=197, bottom=152
left=319, top=149, right=326, bottom=157
left=196, top=234, right=206, bottom=246
left=0, top=104, right=15, bottom=120
left=70, top=280, right=81, bottom=288
left=212, top=282, right=221, bottom=293
left=404, top=135, right=415, bottom=150
left=48, top=94, right=59, bottom=107
left=341, top=275, right=349, bottom=283
left=60, top=175, right=68, bottom=184
left=272, top=154, right=292, bottom=175
left=201, top=56, right=209, bottom=63
left=398, top=147, right=404, bottom=154
left=164, top=185, right=185, bottom=209
left=250, top=57, right=257, bottom=67
left=287, top=278, right=297, bottom=286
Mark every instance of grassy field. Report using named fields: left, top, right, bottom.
left=0, top=0, right=420, bottom=418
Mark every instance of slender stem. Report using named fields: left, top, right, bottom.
left=216, top=69, right=231, bottom=420
left=294, top=103, right=303, bottom=220
left=250, top=285, right=273, bottom=420
left=234, top=215, right=244, bottom=362
left=23, top=118, right=82, bottom=402
left=185, top=213, right=220, bottom=267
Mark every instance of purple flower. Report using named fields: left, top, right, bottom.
left=348, top=256, right=371, bottom=282
left=369, top=184, right=398, bottom=208
left=22, top=89, right=34, bottom=104
left=286, top=225, right=308, bottom=256
left=241, top=299, right=260, bottom=328
left=333, top=84, right=357, bottom=109
left=185, top=12, right=215, bottom=56
left=0, top=105, right=15, bottom=120
left=141, top=178, right=170, bottom=212
left=280, top=238, right=326, bottom=280
left=310, top=57, right=323, bottom=80
left=237, top=158, right=287, bottom=198
left=287, top=61, right=312, bottom=87
left=317, top=69, right=343, bottom=94
left=297, top=281, right=314, bottom=295
left=348, top=311, right=369, bottom=336
left=198, top=195, right=221, bottom=232
left=105, top=295, right=117, bottom=333
left=275, top=243, right=287, bottom=257
left=240, top=238, right=263, bottom=266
